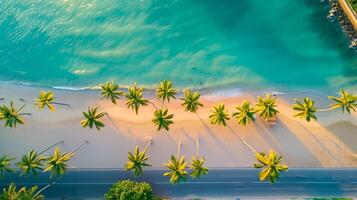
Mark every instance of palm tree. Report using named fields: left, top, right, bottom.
left=0, top=155, right=14, bottom=177
left=34, top=91, right=69, bottom=112
left=328, top=89, right=357, bottom=114
left=100, top=81, right=124, bottom=105
left=17, top=150, right=46, bottom=177
left=292, top=97, right=317, bottom=122
left=44, top=141, right=87, bottom=178
left=253, top=150, right=288, bottom=183
left=163, top=141, right=188, bottom=184
left=209, top=104, right=230, bottom=126
left=232, top=101, right=256, bottom=126
left=152, top=108, right=174, bottom=131
left=81, top=107, right=107, bottom=130
left=125, top=83, right=149, bottom=114
left=0, top=101, right=29, bottom=128
left=125, top=139, right=152, bottom=177
left=255, top=94, right=279, bottom=121
left=18, top=141, right=63, bottom=177
left=180, top=89, right=203, bottom=113
left=156, top=80, right=177, bottom=103
left=20, top=185, right=47, bottom=200
left=190, top=139, right=208, bottom=178
left=0, top=183, right=22, bottom=200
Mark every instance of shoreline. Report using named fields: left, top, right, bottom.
left=0, top=83, right=356, bottom=169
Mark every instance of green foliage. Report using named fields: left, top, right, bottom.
left=253, top=150, right=288, bottom=183
left=180, top=89, right=203, bottom=113
left=19, top=185, right=45, bottom=200
left=101, top=81, right=124, bottom=104
left=0, top=183, right=22, bottom=200
left=0, top=155, right=15, bottom=177
left=232, top=101, right=256, bottom=126
left=156, top=80, right=177, bottom=103
left=34, top=91, right=56, bottom=111
left=152, top=108, right=174, bottom=131
left=209, top=104, right=230, bottom=126
left=44, top=147, right=74, bottom=178
left=105, top=180, right=153, bottom=200
left=255, top=94, right=279, bottom=120
left=0, top=184, right=45, bottom=200
left=125, top=83, right=149, bottom=114
left=81, top=107, right=107, bottom=130
left=189, top=156, right=208, bottom=178
left=293, top=97, right=317, bottom=122
left=18, top=150, right=46, bottom=177
left=125, top=146, right=151, bottom=177
left=163, top=155, right=188, bottom=184
left=348, top=0, right=357, bottom=12
left=328, top=89, right=356, bottom=114
left=0, top=101, right=25, bottom=128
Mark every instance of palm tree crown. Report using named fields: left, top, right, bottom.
left=100, top=81, right=124, bottom=104
left=232, top=101, right=256, bottom=126
left=44, top=147, right=74, bottom=178
left=34, top=91, right=56, bottom=111
left=180, top=89, right=203, bottom=113
left=80, top=107, right=106, bottom=130
left=0, top=155, right=14, bottom=177
left=190, top=156, right=208, bottom=178
left=0, top=101, right=25, bottom=128
left=0, top=183, right=22, bottom=200
left=20, top=185, right=45, bottom=200
left=152, top=108, right=174, bottom=131
left=328, top=89, right=356, bottom=114
left=293, top=97, right=317, bottom=122
left=209, top=104, right=230, bottom=126
left=255, top=94, right=279, bottom=120
left=125, top=146, right=151, bottom=177
left=18, top=150, right=46, bottom=177
left=156, top=80, right=177, bottom=103
left=163, top=155, right=188, bottom=184
left=253, top=150, right=288, bottom=183
left=125, top=83, right=149, bottom=114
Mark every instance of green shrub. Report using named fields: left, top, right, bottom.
left=349, top=0, right=357, bottom=12
left=105, top=180, right=154, bottom=200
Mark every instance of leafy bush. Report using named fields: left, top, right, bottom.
left=349, top=0, right=357, bottom=12
left=105, top=180, right=154, bottom=200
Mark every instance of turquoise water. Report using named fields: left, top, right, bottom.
left=0, top=0, right=356, bottom=90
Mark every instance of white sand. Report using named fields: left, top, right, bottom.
left=0, top=83, right=356, bottom=168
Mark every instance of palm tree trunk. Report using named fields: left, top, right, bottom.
left=70, top=141, right=89, bottom=154
left=227, top=125, right=258, bottom=154
left=34, top=182, right=54, bottom=197
left=143, top=138, right=153, bottom=154
left=177, top=141, right=182, bottom=158
left=317, top=107, right=335, bottom=112
left=39, top=141, right=64, bottom=155
left=149, top=101, right=158, bottom=110
left=53, top=102, right=70, bottom=107
left=196, top=138, right=199, bottom=157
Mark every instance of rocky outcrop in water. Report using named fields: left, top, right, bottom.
left=328, top=0, right=357, bottom=49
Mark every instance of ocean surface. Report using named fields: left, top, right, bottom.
left=0, top=0, right=356, bottom=91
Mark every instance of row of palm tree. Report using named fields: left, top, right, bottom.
left=0, top=81, right=354, bottom=129
left=0, top=183, right=47, bottom=200
left=124, top=140, right=208, bottom=184
left=123, top=138, right=287, bottom=184
left=0, top=141, right=87, bottom=178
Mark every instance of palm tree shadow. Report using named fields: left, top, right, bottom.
left=270, top=119, right=324, bottom=167
left=195, top=113, right=232, bottom=155
left=297, top=122, right=344, bottom=167
left=180, top=128, right=195, bottom=144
